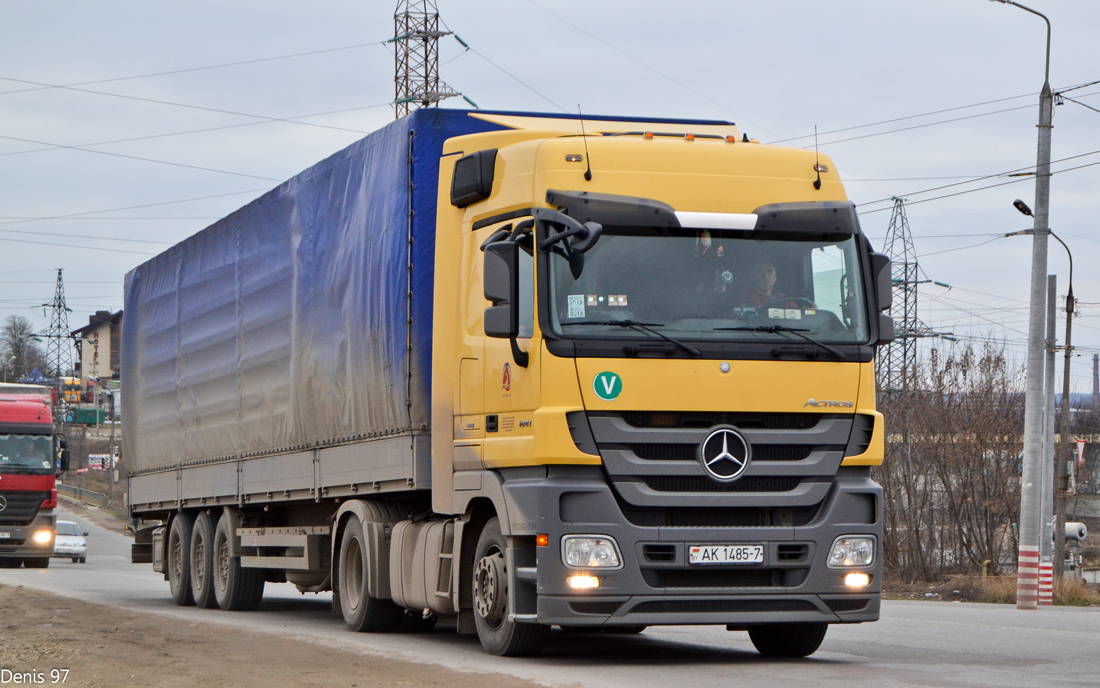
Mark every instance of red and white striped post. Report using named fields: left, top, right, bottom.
left=1017, top=547, right=1040, bottom=609
left=1038, top=560, right=1053, bottom=605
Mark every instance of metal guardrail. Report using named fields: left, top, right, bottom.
left=57, top=483, right=108, bottom=507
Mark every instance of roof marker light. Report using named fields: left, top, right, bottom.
left=685, top=133, right=695, bottom=141
left=643, top=131, right=653, bottom=139
left=726, top=135, right=737, bottom=143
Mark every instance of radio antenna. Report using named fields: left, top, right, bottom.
left=813, top=125, right=822, bottom=190
left=578, top=105, right=592, bottom=181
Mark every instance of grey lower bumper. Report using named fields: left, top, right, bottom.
left=0, top=513, right=56, bottom=558
left=500, top=465, right=882, bottom=627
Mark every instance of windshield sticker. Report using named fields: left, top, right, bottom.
left=785, top=309, right=802, bottom=320
left=567, top=295, right=585, bottom=319
left=609, top=295, right=627, bottom=307
left=586, top=295, right=598, bottom=306
left=593, top=372, right=623, bottom=401
left=768, top=308, right=785, bottom=319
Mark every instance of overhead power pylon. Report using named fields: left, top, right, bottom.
left=38, top=268, right=74, bottom=380
left=392, top=1, right=462, bottom=118
left=876, top=198, right=941, bottom=392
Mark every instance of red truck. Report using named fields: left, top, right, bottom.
left=0, top=383, right=70, bottom=569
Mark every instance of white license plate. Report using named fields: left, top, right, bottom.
left=0, top=533, right=10, bottom=539
left=688, top=544, right=764, bottom=565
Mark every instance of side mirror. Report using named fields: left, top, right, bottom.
left=483, top=241, right=518, bottom=338
left=59, top=448, right=71, bottom=472
left=870, top=252, right=892, bottom=311
left=878, top=314, right=895, bottom=345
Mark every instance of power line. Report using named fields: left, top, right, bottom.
left=0, top=75, right=374, bottom=137
left=0, top=188, right=269, bottom=228
left=0, top=132, right=282, bottom=182
left=0, top=41, right=392, bottom=97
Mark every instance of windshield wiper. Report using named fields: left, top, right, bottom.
left=715, top=325, right=845, bottom=360
left=563, top=319, right=702, bottom=357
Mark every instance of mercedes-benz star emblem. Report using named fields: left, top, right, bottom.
left=699, top=427, right=751, bottom=483
left=0, top=496, right=7, bottom=512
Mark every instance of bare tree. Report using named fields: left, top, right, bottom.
left=876, top=343, right=1024, bottom=581
left=1, top=315, right=47, bottom=382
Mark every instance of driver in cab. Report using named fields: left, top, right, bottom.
left=738, top=260, right=794, bottom=309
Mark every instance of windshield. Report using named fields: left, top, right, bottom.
left=547, top=226, right=868, bottom=343
left=0, top=434, right=54, bottom=471
left=56, top=522, right=82, bottom=536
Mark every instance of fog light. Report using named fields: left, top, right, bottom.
left=567, top=575, right=600, bottom=589
left=845, top=572, right=871, bottom=588
left=33, top=530, right=53, bottom=545
left=827, top=536, right=875, bottom=568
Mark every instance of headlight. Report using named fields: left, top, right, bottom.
left=562, top=536, right=622, bottom=569
left=33, top=530, right=54, bottom=545
left=827, top=536, right=875, bottom=568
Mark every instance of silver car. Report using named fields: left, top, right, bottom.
left=52, top=521, right=88, bottom=563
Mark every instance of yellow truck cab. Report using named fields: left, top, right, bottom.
left=126, top=109, right=892, bottom=658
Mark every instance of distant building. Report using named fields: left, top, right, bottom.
left=72, top=310, right=122, bottom=383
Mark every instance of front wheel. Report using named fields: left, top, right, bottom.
left=338, top=516, right=401, bottom=632
left=748, top=622, right=828, bottom=658
left=24, top=557, right=49, bottom=569
left=472, top=517, right=549, bottom=656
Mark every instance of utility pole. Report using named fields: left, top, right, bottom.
left=990, top=0, right=1053, bottom=611
left=1053, top=244, right=1075, bottom=578
left=391, top=1, right=461, bottom=118
left=1039, top=275, right=1056, bottom=605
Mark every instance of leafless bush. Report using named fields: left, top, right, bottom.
left=875, top=343, right=1024, bottom=582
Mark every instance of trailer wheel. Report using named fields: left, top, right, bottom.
left=338, top=517, right=401, bottom=632
left=472, top=517, right=549, bottom=656
left=212, top=513, right=265, bottom=611
left=24, top=557, right=49, bottom=569
left=167, top=513, right=195, bottom=606
left=748, top=622, right=828, bottom=657
left=190, top=511, right=218, bottom=609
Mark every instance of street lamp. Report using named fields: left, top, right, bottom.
left=989, top=0, right=1053, bottom=611
left=1014, top=199, right=1077, bottom=580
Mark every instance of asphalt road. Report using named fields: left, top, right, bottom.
left=3, top=506, right=1098, bottom=688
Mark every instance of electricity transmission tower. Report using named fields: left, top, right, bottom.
left=392, top=1, right=461, bottom=118
left=39, top=268, right=74, bottom=381
left=877, top=198, right=938, bottom=392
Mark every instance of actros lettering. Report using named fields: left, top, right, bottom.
left=803, top=399, right=855, bottom=408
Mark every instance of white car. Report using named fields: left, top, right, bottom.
left=52, top=521, right=88, bottom=563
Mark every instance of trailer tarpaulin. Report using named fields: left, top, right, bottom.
left=123, top=109, right=501, bottom=472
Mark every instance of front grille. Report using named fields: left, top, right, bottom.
left=569, top=601, right=625, bottom=615
left=630, top=599, right=817, bottom=614
left=631, top=444, right=820, bottom=462
left=643, top=476, right=801, bottom=493
left=0, top=491, right=48, bottom=526
left=621, top=412, right=823, bottom=430
left=622, top=505, right=820, bottom=528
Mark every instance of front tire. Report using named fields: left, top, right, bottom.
left=190, top=511, right=218, bottom=609
left=338, top=517, right=401, bottom=632
left=212, top=512, right=264, bottom=611
left=167, top=513, right=194, bottom=606
left=472, top=517, right=549, bottom=656
left=748, top=622, right=828, bottom=658
left=24, top=557, right=49, bottom=569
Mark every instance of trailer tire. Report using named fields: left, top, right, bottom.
left=748, top=622, right=828, bottom=658
left=190, top=511, right=218, bottom=609
left=167, top=513, right=195, bottom=606
left=24, top=557, right=49, bottom=569
left=212, top=513, right=265, bottom=611
left=472, top=517, right=549, bottom=656
left=338, top=517, right=401, bottom=632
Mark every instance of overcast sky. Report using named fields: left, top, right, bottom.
left=2, top=1, right=1098, bottom=391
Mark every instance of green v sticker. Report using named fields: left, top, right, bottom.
left=593, top=372, right=622, bottom=401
